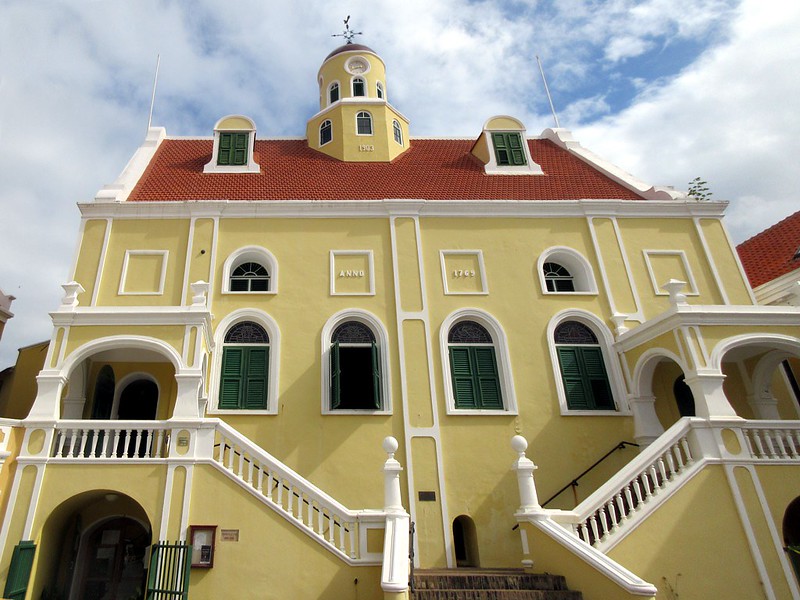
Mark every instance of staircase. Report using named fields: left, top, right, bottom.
left=412, top=569, right=583, bottom=599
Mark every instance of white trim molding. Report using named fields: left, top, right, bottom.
left=439, top=308, right=518, bottom=415
left=546, top=309, right=630, bottom=416
left=118, top=250, right=168, bottom=296
left=320, top=309, right=392, bottom=415
left=642, top=249, right=699, bottom=296
left=329, top=250, right=376, bottom=296
left=207, top=309, right=281, bottom=415
left=439, top=250, right=489, bottom=296
left=203, top=115, right=260, bottom=174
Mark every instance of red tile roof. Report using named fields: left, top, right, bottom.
left=127, top=138, right=646, bottom=202
left=737, top=209, right=800, bottom=288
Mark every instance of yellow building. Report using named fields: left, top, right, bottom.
left=1, top=40, right=800, bottom=600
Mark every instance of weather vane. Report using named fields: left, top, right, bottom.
left=331, top=15, right=362, bottom=44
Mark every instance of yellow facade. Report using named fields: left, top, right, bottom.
left=0, top=40, right=799, bottom=600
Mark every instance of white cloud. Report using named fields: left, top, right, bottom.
left=0, top=0, right=795, bottom=369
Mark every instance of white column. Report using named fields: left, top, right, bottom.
left=629, top=395, right=665, bottom=448
left=748, top=392, right=781, bottom=420
left=26, top=373, right=67, bottom=420
left=382, top=436, right=404, bottom=513
left=511, top=435, right=542, bottom=514
left=171, top=373, right=202, bottom=419
left=684, top=372, right=739, bottom=419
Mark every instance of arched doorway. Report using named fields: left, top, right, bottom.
left=74, top=517, right=150, bottom=600
left=452, top=515, right=480, bottom=568
left=117, top=379, right=158, bottom=420
left=784, top=497, right=800, bottom=582
left=673, top=375, right=696, bottom=417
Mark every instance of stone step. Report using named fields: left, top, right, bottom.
left=413, top=570, right=569, bottom=591
left=412, top=590, right=583, bottom=600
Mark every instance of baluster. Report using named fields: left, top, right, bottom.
left=257, top=467, right=264, bottom=493
left=579, top=522, right=590, bottom=543
left=589, top=515, right=600, bottom=545
left=338, top=518, right=346, bottom=552
left=598, top=508, right=610, bottom=538
left=112, top=429, right=122, bottom=458
left=318, top=505, right=324, bottom=536
left=247, top=458, right=254, bottom=485
left=143, top=430, right=153, bottom=458
left=680, top=436, right=694, bottom=464
left=774, top=431, right=789, bottom=458
left=266, top=471, right=275, bottom=501
left=657, top=457, right=668, bottom=482
left=624, top=485, right=635, bottom=515
left=155, top=430, right=164, bottom=458
left=763, top=431, right=778, bottom=458
left=752, top=431, right=767, bottom=458
left=665, top=449, right=677, bottom=477
left=571, top=524, right=579, bottom=537
left=287, top=485, right=294, bottom=517
left=649, top=465, right=660, bottom=494
left=226, top=442, right=235, bottom=471
left=67, top=430, right=78, bottom=457
left=606, top=500, right=618, bottom=531
left=55, top=431, right=67, bottom=457
left=307, top=496, right=313, bottom=528
left=632, top=476, right=644, bottom=505
left=89, top=429, right=101, bottom=457
left=673, top=443, right=685, bottom=470
left=785, top=431, right=800, bottom=458
left=615, top=492, right=627, bottom=523
left=78, top=430, right=89, bottom=457
left=349, top=523, right=357, bottom=558
left=277, top=478, right=284, bottom=507
left=328, top=514, right=336, bottom=544
left=100, top=428, right=111, bottom=457
left=237, top=449, right=245, bottom=478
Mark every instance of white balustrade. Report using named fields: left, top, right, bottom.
left=50, top=421, right=169, bottom=459
left=742, top=425, right=800, bottom=460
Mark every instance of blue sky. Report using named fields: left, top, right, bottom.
left=1, top=0, right=799, bottom=368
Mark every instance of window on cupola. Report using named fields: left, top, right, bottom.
left=554, top=321, right=614, bottom=411
left=219, top=321, right=270, bottom=410
left=393, top=120, right=403, bottom=145
left=356, top=111, right=373, bottom=135
left=376, top=81, right=384, bottom=99
left=320, top=120, right=332, bottom=146
left=447, top=321, right=503, bottom=410
left=330, top=321, right=381, bottom=410
left=492, top=132, right=527, bottom=166
left=329, top=82, right=340, bottom=105
left=352, top=77, right=366, bottom=97
left=217, top=132, right=249, bottom=166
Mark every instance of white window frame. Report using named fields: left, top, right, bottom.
left=222, top=246, right=278, bottom=295
left=439, top=309, right=517, bottom=415
left=321, top=309, right=391, bottom=415
left=203, top=115, right=260, bottom=174
left=355, top=111, right=373, bottom=136
left=537, top=247, right=598, bottom=295
left=351, top=76, right=367, bottom=98
left=376, top=81, right=385, bottom=100
left=642, top=249, right=699, bottom=296
left=207, top=309, right=281, bottom=415
left=320, top=119, right=333, bottom=147
left=118, top=250, right=168, bottom=296
left=328, top=81, right=341, bottom=106
left=392, top=120, right=403, bottom=145
left=546, top=309, right=629, bottom=416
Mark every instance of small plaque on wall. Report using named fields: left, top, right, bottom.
left=330, top=250, right=375, bottom=295
left=189, top=525, right=217, bottom=568
left=220, top=529, right=239, bottom=542
left=440, top=250, right=488, bottom=295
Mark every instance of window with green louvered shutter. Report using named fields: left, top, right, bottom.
left=556, top=345, right=614, bottom=410
left=219, top=346, right=268, bottom=410
left=3, top=541, right=35, bottom=600
left=491, top=132, right=527, bottom=166
left=449, top=346, right=503, bottom=409
left=329, top=322, right=382, bottom=411
left=371, top=341, right=381, bottom=409
left=217, top=132, right=249, bottom=166
left=330, top=341, right=341, bottom=410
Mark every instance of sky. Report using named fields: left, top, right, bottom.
left=1, top=0, right=799, bottom=368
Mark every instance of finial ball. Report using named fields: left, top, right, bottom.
left=383, top=436, right=399, bottom=454
left=511, top=435, right=528, bottom=453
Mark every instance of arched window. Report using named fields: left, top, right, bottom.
left=330, top=321, right=381, bottom=410
left=328, top=82, right=340, bottom=105
left=219, top=322, right=270, bottom=410
left=352, top=77, right=366, bottom=97
left=393, top=120, right=403, bottom=145
left=222, top=247, right=278, bottom=294
left=320, top=120, right=332, bottom=146
left=538, top=248, right=597, bottom=294
left=376, top=81, right=385, bottom=99
left=447, top=321, right=503, bottom=410
left=230, top=262, right=270, bottom=292
left=554, top=321, right=614, bottom=410
left=356, top=111, right=373, bottom=135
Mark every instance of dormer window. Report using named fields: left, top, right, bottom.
left=492, top=133, right=526, bottom=166
left=471, top=116, right=543, bottom=175
left=204, top=115, right=260, bottom=174
left=352, top=77, right=366, bottom=97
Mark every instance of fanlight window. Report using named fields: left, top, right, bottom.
left=543, top=262, right=575, bottom=292
left=447, top=321, right=502, bottom=409
left=554, top=321, right=614, bottom=410
left=330, top=321, right=381, bottom=410
left=230, top=262, right=270, bottom=292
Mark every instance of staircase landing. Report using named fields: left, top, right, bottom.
left=412, top=569, right=583, bottom=599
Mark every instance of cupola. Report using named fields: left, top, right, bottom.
left=306, top=41, right=410, bottom=162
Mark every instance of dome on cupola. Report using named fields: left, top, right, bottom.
left=325, top=42, right=378, bottom=60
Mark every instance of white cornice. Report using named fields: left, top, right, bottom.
left=307, top=98, right=410, bottom=125
left=78, top=199, right=729, bottom=220
left=615, top=304, right=800, bottom=352
left=753, top=268, right=800, bottom=305
left=50, top=306, right=212, bottom=329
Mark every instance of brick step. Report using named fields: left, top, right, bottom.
left=412, top=590, right=583, bottom=600
left=413, top=570, right=569, bottom=591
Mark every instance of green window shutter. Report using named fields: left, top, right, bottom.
left=4, top=541, right=36, bottom=600
left=449, top=347, right=477, bottom=408
left=581, top=347, right=614, bottom=409
left=330, top=342, right=341, bottom=409
left=557, top=346, right=614, bottom=410
left=492, top=132, right=526, bottom=166
left=218, top=132, right=233, bottom=165
left=474, top=347, right=503, bottom=409
left=220, top=347, right=244, bottom=409
left=557, top=347, right=590, bottom=409
left=232, top=132, right=248, bottom=165
left=371, top=341, right=381, bottom=409
left=244, top=347, right=269, bottom=409
left=492, top=132, right=510, bottom=165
